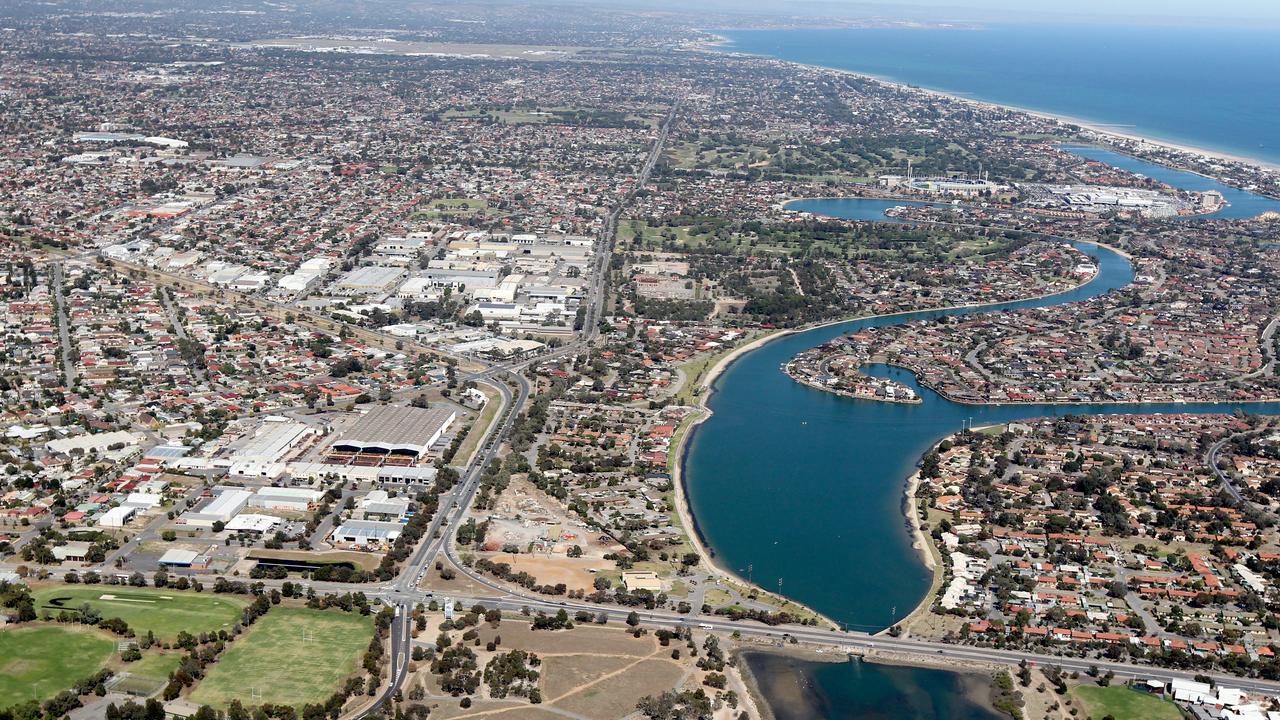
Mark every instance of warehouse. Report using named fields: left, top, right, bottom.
left=231, top=418, right=319, bottom=465
left=99, top=505, right=139, bottom=528
left=250, top=486, right=323, bottom=512
left=329, top=266, right=406, bottom=297
left=331, top=519, right=403, bottom=548
left=332, top=406, right=456, bottom=459
left=179, top=488, right=252, bottom=527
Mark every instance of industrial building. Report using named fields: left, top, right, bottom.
left=331, top=406, right=456, bottom=459
left=179, top=488, right=252, bottom=527
left=225, top=513, right=280, bottom=535
left=329, top=266, right=406, bottom=297
left=250, top=486, right=323, bottom=512
left=331, top=519, right=403, bottom=548
left=228, top=417, right=320, bottom=478
left=99, top=505, right=139, bottom=528
left=358, top=490, right=410, bottom=521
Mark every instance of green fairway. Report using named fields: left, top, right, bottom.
left=32, top=586, right=247, bottom=641
left=189, top=607, right=374, bottom=708
left=1074, top=685, right=1182, bottom=720
left=0, top=625, right=116, bottom=707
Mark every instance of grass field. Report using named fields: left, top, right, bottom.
left=32, top=586, right=247, bottom=640
left=1073, top=685, right=1182, bottom=720
left=0, top=625, right=116, bottom=707
left=189, top=607, right=373, bottom=708
left=454, top=384, right=501, bottom=466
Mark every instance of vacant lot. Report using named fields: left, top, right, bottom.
left=189, top=607, right=373, bottom=708
left=0, top=625, right=116, bottom=707
left=33, top=586, right=247, bottom=640
left=1073, top=685, right=1182, bottom=720
left=481, top=553, right=600, bottom=593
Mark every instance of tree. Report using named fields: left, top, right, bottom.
left=626, top=611, right=640, bottom=627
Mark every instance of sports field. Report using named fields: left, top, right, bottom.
left=189, top=607, right=374, bottom=708
left=1073, top=685, right=1182, bottom=720
left=0, top=625, right=116, bottom=707
left=32, top=586, right=247, bottom=640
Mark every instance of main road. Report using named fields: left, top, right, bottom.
left=354, top=98, right=682, bottom=718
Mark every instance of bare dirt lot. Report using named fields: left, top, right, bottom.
left=409, top=614, right=742, bottom=720
left=476, top=552, right=604, bottom=593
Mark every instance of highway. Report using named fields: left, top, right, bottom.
left=29, top=97, right=1280, bottom=713
left=349, top=94, right=1280, bottom=711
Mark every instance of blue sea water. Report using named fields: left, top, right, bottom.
left=717, top=25, right=1280, bottom=166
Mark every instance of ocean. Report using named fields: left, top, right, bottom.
left=717, top=25, right=1280, bottom=166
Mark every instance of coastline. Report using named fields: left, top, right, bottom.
left=694, top=33, right=1280, bottom=174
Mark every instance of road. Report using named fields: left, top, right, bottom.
left=50, top=262, right=77, bottom=386
left=352, top=98, right=682, bottom=718
left=29, top=100, right=1280, bottom=710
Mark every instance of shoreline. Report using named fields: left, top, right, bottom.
left=668, top=328, right=844, bottom=630
left=668, top=240, right=1120, bottom=633
left=694, top=31, right=1280, bottom=173
left=737, top=645, right=1008, bottom=719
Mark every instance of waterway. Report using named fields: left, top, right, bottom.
left=1060, top=145, right=1280, bottom=219
left=744, top=652, right=1003, bottom=720
left=784, top=147, right=1280, bottom=224
left=683, top=199, right=1280, bottom=715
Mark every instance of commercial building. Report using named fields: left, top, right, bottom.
left=179, top=488, right=252, bottom=527
left=329, top=266, right=406, bottom=297
left=331, top=406, right=456, bottom=459
left=52, top=541, right=93, bottom=563
left=330, top=519, right=403, bottom=548
left=158, top=548, right=211, bottom=569
left=250, top=486, right=323, bottom=512
left=99, top=505, right=139, bottom=528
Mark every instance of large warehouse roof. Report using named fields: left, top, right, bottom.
left=333, top=406, right=456, bottom=457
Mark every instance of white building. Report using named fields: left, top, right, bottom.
left=180, top=488, right=252, bottom=527
left=99, top=505, right=139, bottom=528
left=329, top=266, right=406, bottom=297
left=225, top=513, right=280, bottom=535
left=251, top=486, right=323, bottom=512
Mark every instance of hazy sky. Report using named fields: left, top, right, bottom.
left=691, top=0, right=1280, bottom=24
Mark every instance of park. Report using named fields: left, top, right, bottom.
left=32, top=585, right=248, bottom=640
left=188, top=607, right=375, bottom=708
left=0, top=625, right=116, bottom=708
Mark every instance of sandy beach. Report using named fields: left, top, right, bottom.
left=694, top=32, right=1280, bottom=173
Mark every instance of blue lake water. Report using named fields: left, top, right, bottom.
left=1059, top=145, right=1280, bottom=219
left=684, top=214, right=1280, bottom=634
left=785, top=197, right=938, bottom=222
left=786, top=148, right=1280, bottom=222
left=716, top=25, right=1280, bottom=166
left=745, top=652, right=1004, bottom=720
